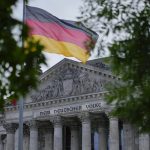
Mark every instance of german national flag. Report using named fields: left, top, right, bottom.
left=25, top=5, right=98, bottom=63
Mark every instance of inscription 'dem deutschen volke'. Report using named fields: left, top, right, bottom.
left=39, top=102, right=102, bottom=116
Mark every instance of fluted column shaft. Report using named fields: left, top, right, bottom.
left=139, top=134, right=149, bottom=150
left=3, top=123, right=18, bottom=150
left=28, top=120, right=38, bottom=150
left=109, top=117, right=119, bottom=150
left=53, top=116, right=63, bottom=150
left=80, top=113, right=91, bottom=150
left=45, top=126, right=53, bottom=150
left=71, top=125, right=79, bottom=150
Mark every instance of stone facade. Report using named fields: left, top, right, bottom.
left=0, top=58, right=149, bottom=150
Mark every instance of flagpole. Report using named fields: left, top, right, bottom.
left=18, top=1, right=26, bottom=150
left=18, top=97, right=24, bottom=150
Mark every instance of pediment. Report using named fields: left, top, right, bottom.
left=31, top=59, right=116, bottom=102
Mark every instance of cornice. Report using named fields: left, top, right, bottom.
left=39, top=59, right=120, bottom=82
left=5, top=91, right=108, bottom=112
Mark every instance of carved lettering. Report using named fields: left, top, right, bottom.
left=54, top=106, right=82, bottom=114
left=38, top=102, right=102, bottom=116
left=86, top=103, right=101, bottom=109
left=40, top=111, right=50, bottom=116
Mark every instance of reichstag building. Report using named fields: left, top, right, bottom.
left=0, top=58, right=149, bottom=150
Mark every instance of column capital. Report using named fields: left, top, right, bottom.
left=105, top=111, right=118, bottom=120
left=23, top=124, right=30, bottom=135
left=108, top=116, right=118, bottom=121
left=3, top=123, right=18, bottom=134
left=27, top=120, right=38, bottom=130
left=78, top=112, right=91, bottom=123
left=51, top=116, right=63, bottom=126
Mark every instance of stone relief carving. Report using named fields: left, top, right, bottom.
left=31, top=66, right=108, bottom=102
left=3, top=123, right=18, bottom=133
left=27, top=120, right=38, bottom=130
left=23, top=124, right=30, bottom=136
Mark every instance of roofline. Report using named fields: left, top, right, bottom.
left=39, top=57, right=114, bottom=82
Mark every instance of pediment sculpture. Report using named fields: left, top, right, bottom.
left=31, top=66, right=108, bottom=102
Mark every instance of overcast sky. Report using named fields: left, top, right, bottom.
left=14, top=0, right=98, bottom=72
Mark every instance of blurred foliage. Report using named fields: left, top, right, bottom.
left=79, top=0, right=150, bottom=132
left=0, top=0, right=46, bottom=110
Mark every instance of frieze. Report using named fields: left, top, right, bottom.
left=36, top=101, right=103, bottom=117
left=31, top=66, right=108, bottom=102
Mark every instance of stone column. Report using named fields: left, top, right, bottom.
left=15, top=128, right=19, bottom=150
left=123, top=122, right=136, bottom=150
left=45, top=126, right=53, bottom=150
left=80, top=112, right=91, bottom=150
left=2, top=135, right=6, bottom=150
left=28, top=120, right=38, bottom=150
left=53, top=116, right=63, bottom=150
left=3, top=123, right=18, bottom=150
left=70, top=125, right=79, bottom=150
left=109, top=117, right=119, bottom=150
left=139, top=134, right=149, bottom=150
left=98, top=123, right=107, bottom=150
left=23, top=125, right=30, bottom=150
left=0, top=135, right=3, bottom=150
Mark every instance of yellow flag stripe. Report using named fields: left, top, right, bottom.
left=32, top=35, right=90, bottom=63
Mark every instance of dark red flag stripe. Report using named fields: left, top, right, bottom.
left=26, top=19, right=91, bottom=50
left=25, top=5, right=98, bottom=42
